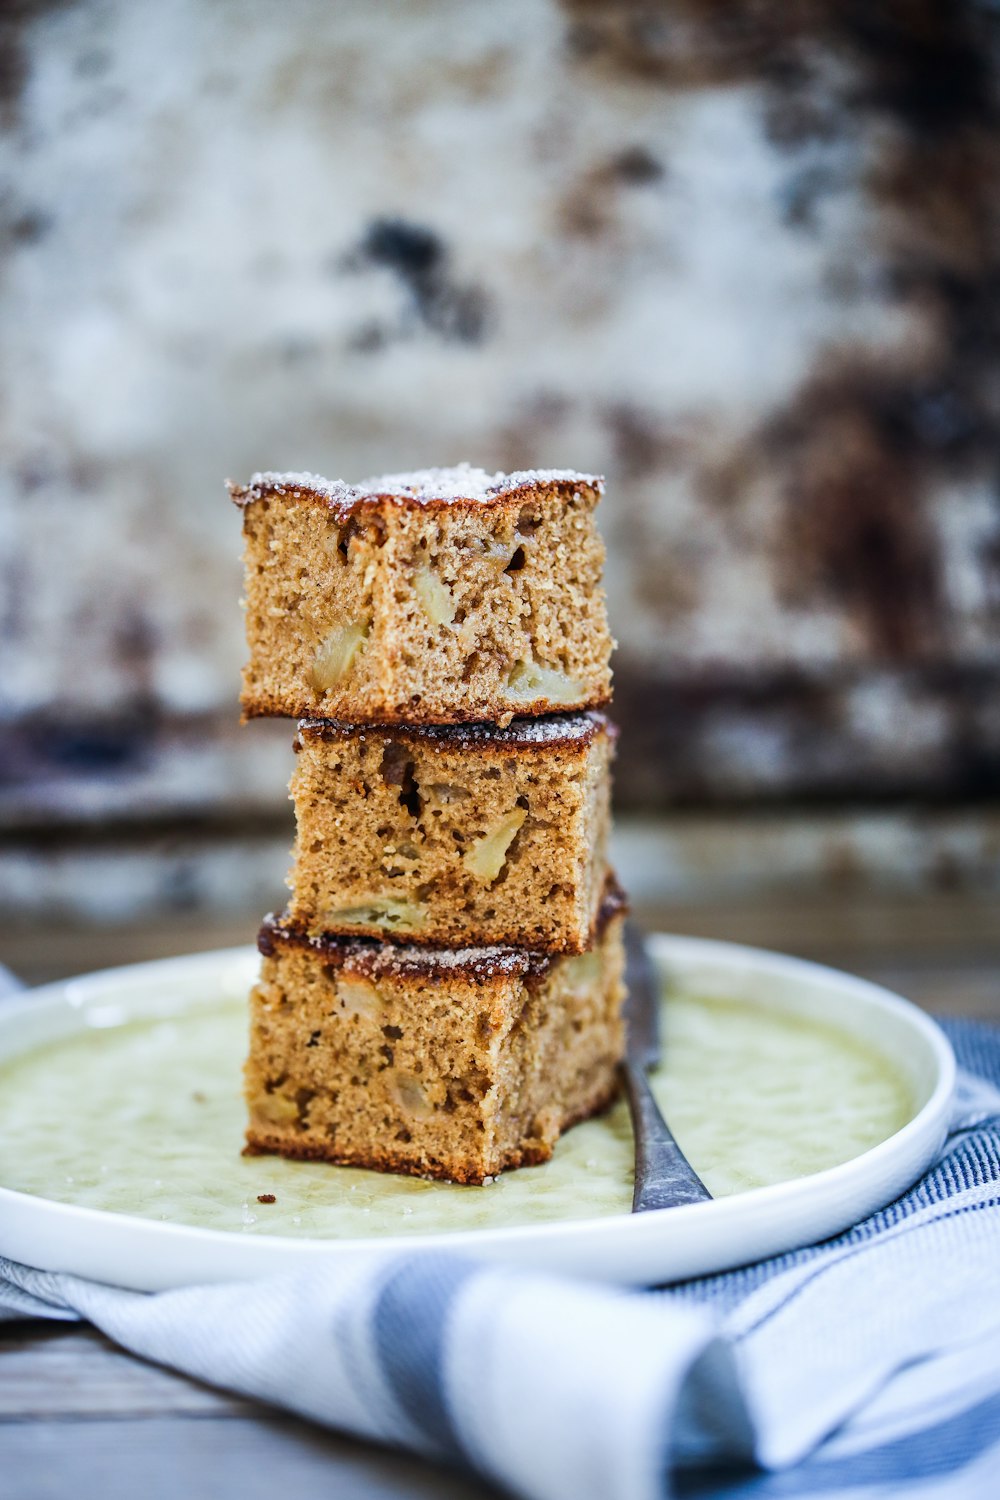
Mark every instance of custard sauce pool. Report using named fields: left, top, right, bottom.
left=0, top=991, right=911, bottom=1237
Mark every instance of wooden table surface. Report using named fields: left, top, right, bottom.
left=3, top=892, right=998, bottom=1500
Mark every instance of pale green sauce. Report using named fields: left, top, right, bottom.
left=0, top=993, right=912, bottom=1238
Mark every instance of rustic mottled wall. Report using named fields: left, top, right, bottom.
left=2, top=0, right=999, bottom=864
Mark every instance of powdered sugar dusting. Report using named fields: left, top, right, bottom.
left=258, top=879, right=625, bottom=979
left=259, top=913, right=543, bottom=980
left=358, top=463, right=602, bottom=502
left=229, top=462, right=603, bottom=512
left=296, top=711, right=615, bottom=751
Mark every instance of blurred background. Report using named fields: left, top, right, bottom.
left=2, top=0, right=998, bottom=988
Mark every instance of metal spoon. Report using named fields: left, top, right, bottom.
left=621, top=921, right=713, bottom=1211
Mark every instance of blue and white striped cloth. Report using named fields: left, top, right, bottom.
left=3, top=1016, right=1000, bottom=1500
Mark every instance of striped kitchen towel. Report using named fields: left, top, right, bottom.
left=3, top=1018, right=1000, bottom=1500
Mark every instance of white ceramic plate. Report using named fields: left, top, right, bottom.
left=0, top=937, right=954, bottom=1290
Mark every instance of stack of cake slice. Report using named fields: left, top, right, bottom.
left=229, top=464, right=626, bottom=1183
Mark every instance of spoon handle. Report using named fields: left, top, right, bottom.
left=622, top=1061, right=713, bottom=1212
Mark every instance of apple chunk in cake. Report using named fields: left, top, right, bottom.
left=288, top=711, right=615, bottom=953
left=229, top=464, right=613, bottom=724
left=244, top=886, right=626, bottom=1184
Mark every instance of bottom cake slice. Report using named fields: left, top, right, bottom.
left=245, top=882, right=626, bottom=1184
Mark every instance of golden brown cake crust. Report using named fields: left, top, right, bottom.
left=228, top=465, right=604, bottom=521
left=242, top=688, right=613, bottom=725
left=242, top=1078, right=620, bottom=1185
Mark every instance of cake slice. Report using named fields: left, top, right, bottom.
left=229, top=464, right=613, bottom=724
left=288, top=711, right=615, bottom=953
left=244, top=881, right=626, bottom=1184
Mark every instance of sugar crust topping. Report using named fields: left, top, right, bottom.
left=258, top=879, right=625, bottom=978
left=295, top=710, right=616, bottom=751
left=258, top=913, right=545, bottom=980
left=228, top=461, right=604, bottom=513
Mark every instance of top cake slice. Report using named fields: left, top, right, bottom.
left=229, top=463, right=613, bottom=724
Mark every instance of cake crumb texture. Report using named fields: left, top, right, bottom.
left=234, top=466, right=613, bottom=724
left=287, top=712, right=616, bottom=951
left=244, top=910, right=626, bottom=1184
